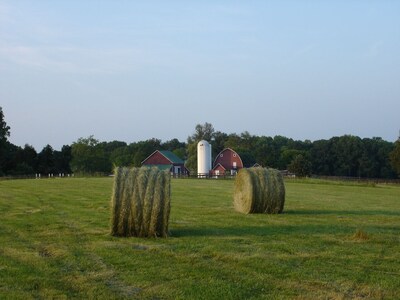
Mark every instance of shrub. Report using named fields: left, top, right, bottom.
left=110, top=167, right=171, bottom=237
left=233, top=167, right=285, bottom=214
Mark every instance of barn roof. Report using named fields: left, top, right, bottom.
left=141, top=150, right=184, bottom=165
left=213, top=148, right=243, bottom=168
left=212, top=163, right=226, bottom=171
left=158, top=150, right=184, bottom=164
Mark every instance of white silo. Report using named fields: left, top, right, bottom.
left=197, top=140, right=212, bottom=177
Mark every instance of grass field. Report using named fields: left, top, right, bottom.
left=0, top=177, right=399, bottom=299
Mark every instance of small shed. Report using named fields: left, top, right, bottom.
left=141, top=150, right=189, bottom=176
left=211, top=163, right=226, bottom=177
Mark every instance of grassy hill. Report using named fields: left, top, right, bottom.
left=0, top=177, right=399, bottom=299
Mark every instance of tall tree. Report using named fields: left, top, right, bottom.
left=162, top=138, right=186, bottom=160
left=54, top=145, right=72, bottom=174
left=253, top=136, right=275, bottom=167
left=131, top=138, right=162, bottom=167
left=70, top=136, right=107, bottom=174
left=211, top=131, right=228, bottom=157
left=390, top=140, right=400, bottom=177
left=37, top=145, right=55, bottom=175
left=332, top=135, right=363, bottom=177
left=288, top=154, right=312, bottom=177
left=0, top=107, right=11, bottom=175
left=187, top=123, right=215, bottom=144
left=310, top=139, right=335, bottom=175
left=16, top=144, right=37, bottom=175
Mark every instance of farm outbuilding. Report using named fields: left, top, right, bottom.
left=212, top=148, right=244, bottom=176
left=141, top=150, right=189, bottom=176
left=211, top=163, right=226, bottom=177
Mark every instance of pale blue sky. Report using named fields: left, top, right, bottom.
left=1, top=1, right=399, bottom=150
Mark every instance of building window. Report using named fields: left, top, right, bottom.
left=233, top=153, right=236, bottom=157
left=220, top=154, right=223, bottom=157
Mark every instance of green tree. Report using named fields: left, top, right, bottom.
left=288, top=154, right=312, bottom=177
left=224, top=133, right=242, bottom=150
left=54, top=145, right=72, bottom=174
left=0, top=107, right=11, bottom=175
left=132, top=138, right=162, bottom=167
left=357, top=137, right=396, bottom=178
left=211, top=131, right=228, bottom=157
left=2, top=143, right=19, bottom=175
left=162, top=138, right=185, bottom=152
left=110, top=146, right=133, bottom=167
left=331, top=135, right=363, bottom=177
left=17, top=144, right=37, bottom=175
left=37, top=145, right=55, bottom=175
left=310, top=139, right=335, bottom=175
left=253, top=136, right=276, bottom=167
left=70, top=136, right=107, bottom=174
left=280, top=148, right=305, bottom=170
left=390, top=140, right=400, bottom=177
left=162, top=138, right=186, bottom=160
left=188, top=123, right=215, bottom=143
left=0, top=107, right=10, bottom=143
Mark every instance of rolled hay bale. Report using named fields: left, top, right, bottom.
left=139, top=168, right=159, bottom=237
left=232, top=168, right=257, bottom=214
left=110, top=167, right=124, bottom=236
left=110, top=166, right=171, bottom=237
left=149, top=170, right=171, bottom=237
left=233, top=167, right=285, bottom=214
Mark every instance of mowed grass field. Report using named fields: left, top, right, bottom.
left=0, top=177, right=399, bottom=299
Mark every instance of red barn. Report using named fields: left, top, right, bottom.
left=211, top=148, right=243, bottom=176
left=141, top=150, right=189, bottom=176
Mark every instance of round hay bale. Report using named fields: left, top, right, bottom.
left=139, top=168, right=159, bottom=237
left=264, top=168, right=285, bottom=214
left=110, top=166, right=171, bottom=237
left=149, top=170, right=171, bottom=237
left=233, top=167, right=285, bottom=214
left=110, top=167, right=124, bottom=236
left=233, top=168, right=257, bottom=214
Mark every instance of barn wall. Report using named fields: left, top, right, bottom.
left=211, top=164, right=226, bottom=175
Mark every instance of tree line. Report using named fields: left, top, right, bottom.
left=1, top=109, right=399, bottom=178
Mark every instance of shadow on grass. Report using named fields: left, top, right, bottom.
left=172, top=223, right=400, bottom=238
left=172, top=224, right=348, bottom=237
left=285, top=209, right=400, bottom=216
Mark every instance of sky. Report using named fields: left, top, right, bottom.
left=1, top=0, right=399, bottom=151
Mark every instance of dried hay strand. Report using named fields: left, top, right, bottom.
left=110, top=167, right=124, bottom=236
left=149, top=170, right=171, bottom=237
left=111, top=168, right=128, bottom=235
left=233, top=167, right=285, bottom=214
left=110, top=166, right=171, bottom=237
left=265, top=168, right=285, bottom=214
left=139, top=167, right=158, bottom=237
left=161, top=171, right=171, bottom=236
left=351, top=229, right=369, bottom=241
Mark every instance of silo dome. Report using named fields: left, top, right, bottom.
left=197, top=140, right=212, bottom=177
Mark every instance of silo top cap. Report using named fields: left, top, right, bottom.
left=198, top=140, right=210, bottom=146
